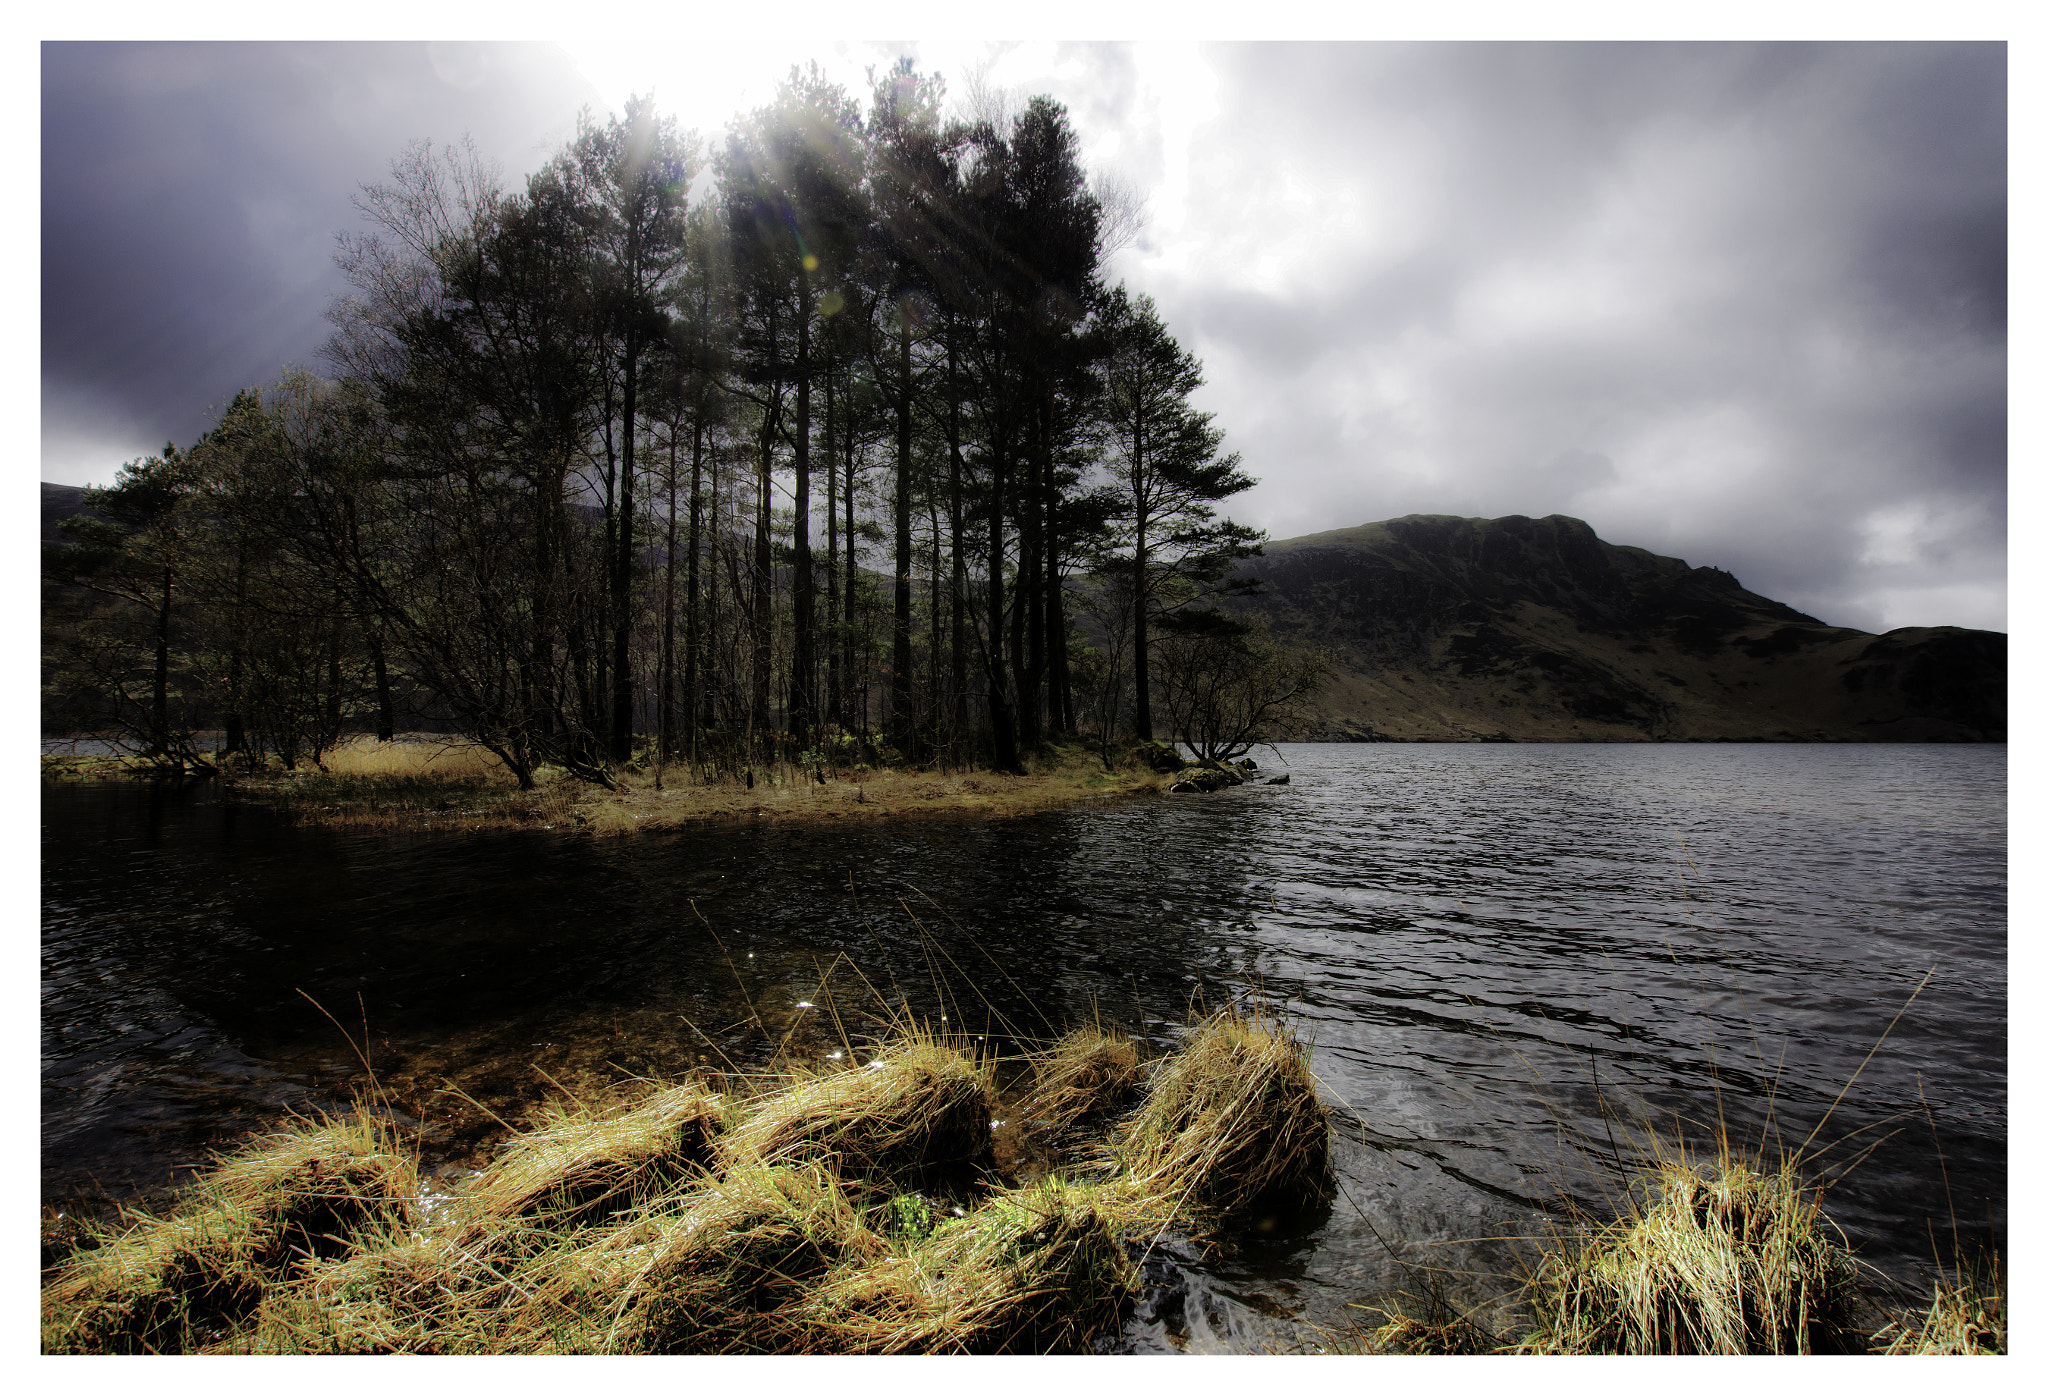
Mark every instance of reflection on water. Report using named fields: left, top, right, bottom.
left=41, top=743, right=2004, bottom=1347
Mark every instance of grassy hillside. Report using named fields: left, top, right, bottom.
left=1234, top=513, right=2003, bottom=742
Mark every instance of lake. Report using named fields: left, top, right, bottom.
left=40, top=742, right=2006, bottom=1351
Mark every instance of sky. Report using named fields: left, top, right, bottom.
left=37, top=38, right=2010, bottom=636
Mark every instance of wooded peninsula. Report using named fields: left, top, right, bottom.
left=42, top=67, right=1327, bottom=797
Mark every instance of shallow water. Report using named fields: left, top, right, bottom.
left=41, top=743, right=2005, bottom=1349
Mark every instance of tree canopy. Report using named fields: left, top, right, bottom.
left=43, top=67, right=1316, bottom=779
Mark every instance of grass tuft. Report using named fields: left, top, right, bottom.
left=1018, top=1028, right=1142, bottom=1137
left=1515, top=1145, right=1862, bottom=1354
left=43, top=1010, right=1343, bottom=1355
left=460, top=1083, right=724, bottom=1235
left=811, top=1176, right=1140, bottom=1353
left=1112, top=1008, right=1332, bottom=1229
left=587, top=1162, right=879, bottom=1354
left=718, top=1032, right=993, bottom=1188
left=41, top=1115, right=416, bottom=1354
left=1873, top=1256, right=2005, bottom=1355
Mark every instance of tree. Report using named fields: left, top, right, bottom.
left=1152, top=612, right=1329, bottom=763
left=44, top=445, right=211, bottom=773
left=1094, top=286, right=1262, bottom=740
left=560, top=97, right=695, bottom=762
left=330, top=137, right=614, bottom=787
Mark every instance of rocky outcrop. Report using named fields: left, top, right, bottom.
left=1167, top=759, right=1259, bottom=794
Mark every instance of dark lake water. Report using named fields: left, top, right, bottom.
left=41, top=743, right=2005, bottom=1350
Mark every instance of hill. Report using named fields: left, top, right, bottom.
left=1232, top=513, right=2003, bottom=742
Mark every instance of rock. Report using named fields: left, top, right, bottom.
left=1266, top=773, right=1290, bottom=785
left=1139, top=741, right=1189, bottom=773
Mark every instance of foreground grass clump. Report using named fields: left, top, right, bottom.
left=1019, top=1028, right=1142, bottom=1137
left=1516, top=1147, right=1861, bottom=1354
left=816, top=1177, right=1139, bottom=1353
left=45, top=1013, right=1335, bottom=1354
left=719, top=1034, right=993, bottom=1186
left=41, top=1116, right=417, bottom=1354
left=1113, top=1009, right=1332, bottom=1228
left=568, top=1162, right=879, bottom=1353
left=460, top=1082, right=726, bottom=1235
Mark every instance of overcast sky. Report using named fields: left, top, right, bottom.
left=39, top=40, right=2006, bottom=635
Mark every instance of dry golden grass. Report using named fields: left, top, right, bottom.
left=1363, top=1310, right=1495, bottom=1355
left=43, top=1010, right=1343, bottom=1355
left=1872, top=1258, right=2005, bottom=1355
left=551, top=1161, right=881, bottom=1354
left=459, top=1083, right=726, bottom=1234
left=1112, top=1008, right=1332, bottom=1230
left=1015, top=1027, right=1143, bottom=1137
left=1515, top=1143, right=1862, bottom=1355
left=317, top=734, right=511, bottom=781
left=811, top=1176, right=1140, bottom=1353
left=41, top=1115, right=417, bottom=1354
left=718, top=1032, right=994, bottom=1188
left=196, top=735, right=1176, bottom=834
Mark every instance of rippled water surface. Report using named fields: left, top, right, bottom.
left=42, top=743, right=2005, bottom=1349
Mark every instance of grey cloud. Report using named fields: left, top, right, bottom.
left=39, top=42, right=2003, bottom=636
left=1144, top=42, right=2004, bottom=632
left=41, top=42, right=594, bottom=480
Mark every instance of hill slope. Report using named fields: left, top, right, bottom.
left=1233, top=513, right=2003, bottom=742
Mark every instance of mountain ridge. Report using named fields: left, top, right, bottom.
left=1234, top=512, right=2003, bottom=742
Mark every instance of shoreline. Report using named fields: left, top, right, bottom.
left=40, top=737, right=1188, bottom=834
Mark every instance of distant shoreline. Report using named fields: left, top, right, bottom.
left=40, top=736, right=1181, bottom=834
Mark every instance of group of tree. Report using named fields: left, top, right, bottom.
left=44, top=63, right=1324, bottom=784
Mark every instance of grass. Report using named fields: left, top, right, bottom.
left=717, top=1031, right=995, bottom=1189
left=45, top=998, right=1995, bottom=1355
left=42, top=1009, right=1331, bottom=1355
left=1872, top=1256, right=2006, bottom=1355
left=1016, top=1027, right=1143, bottom=1137
left=41, top=1114, right=417, bottom=1354
left=47, top=732, right=1183, bottom=833
left=458, top=1082, right=726, bottom=1234
left=1511, top=1140, right=1864, bottom=1355
left=1112, top=1007, right=1333, bottom=1233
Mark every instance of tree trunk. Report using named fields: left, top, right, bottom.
left=152, top=563, right=172, bottom=755
left=660, top=421, right=678, bottom=759
left=947, top=326, right=968, bottom=763
left=791, top=276, right=816, bottom=748
left=825, top=353, right=840, bottom=733
left=985, top=433, right=1022, bottom=775
left=891, top=311, right=915, bottom=759
left=611, top=328, right=638, bottom=763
